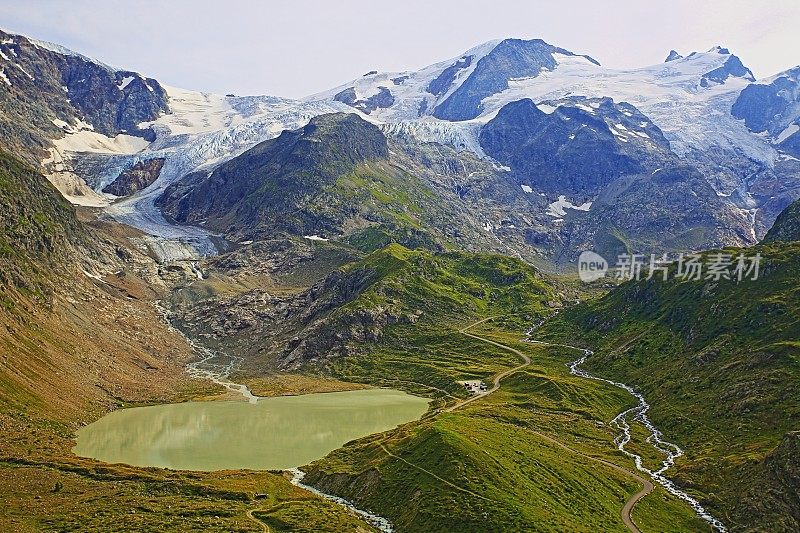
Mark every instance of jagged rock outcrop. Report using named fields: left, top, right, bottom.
left=334, top=86, right=395, bottom=113
left=432, top=38, right=600, bottom=120
left=479, top=97, right=672, bottom=195
left=0, top=29, right=168, bottom=164
left=764, top=197, right=800, bottom=242
left=102, top=158, right=165, bottom=196
left=665, top=50, right=684, bottom=62
left=0, top=150, right=86, bottom=303
left=157, top=113, right=389, bottom=237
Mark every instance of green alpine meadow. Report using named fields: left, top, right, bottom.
left=1, top=4, right=799, bottom=532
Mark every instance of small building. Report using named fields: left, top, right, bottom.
left=460, top=380, right=487, bottom=395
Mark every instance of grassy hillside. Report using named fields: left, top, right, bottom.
left=306, top=324, right=707, bottom=532
left=537, top=242, right=800, bottom=531
left=171, top=242, right=561, bottom=374
left=271, top=243, right=559, bottom=370
left=0, top=151, right=376, bottom=532
left=158, top=113, right=450, bottom=250
left=315, top=245, right=558, bottom=390
left=335, top=244, right=556, bottom=324
left=764, top=197, right=800, bottom=242
left=0, top=150, right=87, bottom=306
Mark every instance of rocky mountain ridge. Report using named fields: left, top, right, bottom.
left=3, top=30, right=800, bottom=265
left=0, top=29, right=168, bottom=164
left=764, top=197, right=800, bottom=242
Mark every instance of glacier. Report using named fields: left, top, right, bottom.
left=39, top=37, right=798, bottom=259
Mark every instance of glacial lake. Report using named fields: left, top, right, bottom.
left=73, top=389, right=429, bottom=471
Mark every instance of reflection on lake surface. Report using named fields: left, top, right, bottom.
left=74, top=389, right=429, bottom=471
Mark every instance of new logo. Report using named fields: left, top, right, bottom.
left=578, top=251, right=608, bottom=282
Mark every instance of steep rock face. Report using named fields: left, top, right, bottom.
left=334, top=86, right=395, bottom=113
left=0, top=150, right=86, bottom=302
left=554, top=166, right=753, bottom=260
left=732, top=66, right=800, bottom=156
left=102, top=158, right=165, bottom=196
left=432, top=38, right=599, bottom=121
left=426, top=55, right=472, bottom=97
left=764, top=198, right=800, bottom=242
left=698, top=49, right=754, bottom=86
left=733, top=81, right=794, bottom=133
left=479, top=97, right=672, bottom=195
left=0, top=30, right=168, bottom=163
left=157, top=113, right=389, bottom=236
left=59, top=66, right=168, bottom=137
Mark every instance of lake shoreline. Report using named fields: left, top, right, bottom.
left=73, top=388, right=430, bottom=472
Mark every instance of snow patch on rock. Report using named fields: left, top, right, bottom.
left=547, top=195, right=592, bottom=217
left=777, top=123, right=799, bottom=144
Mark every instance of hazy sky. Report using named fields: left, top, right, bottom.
left=3, top=0, right=799, bottom=98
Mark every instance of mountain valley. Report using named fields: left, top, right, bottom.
left=1, top=25, right=799, bottom=532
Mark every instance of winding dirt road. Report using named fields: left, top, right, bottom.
left=446, top=317, right=531, bottom=412
left=450, top=317, right=652, bottom=532
left=530, top=429, right=653, bottom=533
left=245, top=508, right=270, bottom=532
left=249, top=317, right=652, bottom=532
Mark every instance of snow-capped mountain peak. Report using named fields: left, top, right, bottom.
left=665, top=50, right=684, bottom=62
left=708, top=45, right=731, bottom=54
left=678, top=46, right=755, bottom=84
left=732, top=64, right=800, bottom=157
left=3, top=30, right=118, bottom=72
left=306, top=38, right=504, bottom=121
left=11, top=32, right=794, bottom=258
left=307, top=38, right=600, bottom=123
